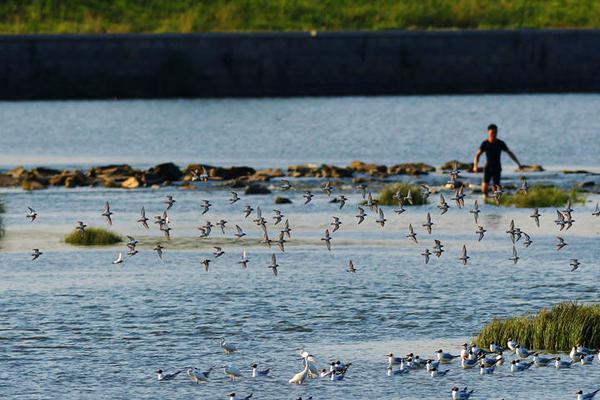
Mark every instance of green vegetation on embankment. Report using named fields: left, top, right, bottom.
left=2, top=1, right=600, bottom=34
left=475, top=302, right=600, bottom=352
left=64, top=227, right=122, bottom=246
left=485, top=185, right=583, bottom=208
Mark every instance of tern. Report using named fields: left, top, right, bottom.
left=475, top=225, right=486, bottom=241
left=386, top=366, right=409, bottom=376
left=331, top=216, right=342, bottom=232
left=429, top=367, right=449, bottom=377
left=452, top=386, right=474, bottom=399
left=406, top=224, right=418, bottom=243
left=436, top=350, right=459, bottom=363
left=490, top=342, right=504, bottom=353
left=510, top=360, right=533, bottom=372
left=532, top=353, right=555, bottom=367
left=479, top=363, right=495, bottom=374
left=273, top=209, right=284, bottom=225
left=321, top=229, right=332, bottom=251
left=376, top=208, right=386, bottom=227
left=238, top=250, right=249, bottom=269
left=530, top=208, right=541, bottom=227
left=556, top=236, right=567, bottom=251
left=303, top=191, right=314, bottom=204
left=102, top=201, right=113, bottom=225
left=577, top=389, right=600, bottom=400
left=515, top=345, right=533, bottom=359
left=356, top=207, right=367, bottom=224
left=31, top=248, right=43, bottom=261
left=422, top=212, right=433, bottom=234
left=337, top=195, right=347, bottom=209
left=470, top=200, right=480, bottom=224
left=164, top=195, right=175, bottom=210
left=280, top=180, right=292, bottom=191
left=156, top=369, right=182, bottom=381
left=153, top=243, right=164, bottom=259
left=251, top=363, right=271, bottom=377
left=570, top=259, right=581, bottom=272
left=229, top=191, right=240, bottom=205
left=26, top=207, right=37, bottom=222
left=268, top=253, right=279, bottom=276
left=507, top=338, right=518, bottom=352
left=581, top=354, right=595, bottom=365
left=555, top=357, right=572, bottom=368
left=459, top=245, right=470, bottom=265
left=201, top=258, right=211, bottom=272
left=112, top=252, right=123, bottom=264
left=347, top=260, right=357, bottom=273
left=509, top=246, right=519, bottom=264
left=220, top=338, right=237, bottom=354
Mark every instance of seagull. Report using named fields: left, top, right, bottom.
left=223, top=365, right=242, bottom=381
left=347, top=260, right=357, bottom=273
left=156, top=369, right=182, bottom=381
left=200, top=200, right=212, bottom=215
left=186, top=367, right=212, bottom=384
left=507, top=338, right=518, bottom=352
left=243, top=205, right=254, bottom=218
left=250, top=363, right=271, bottom=377
left=289, top=357, right=310, bottom=384
left=201, top=258, right=211, bottom=272
left=164, top=195, right=175, bottom=210
left=515, top=345, right=533, bottom=359
left=406, top=224, right=418, bottom=243
left=532, top=353, right=555, bottom=367
left=556, top=236, right=567, bottom=251
left=438, top=194, right=450, bottom=215
left=376, top=208, right=386, bottom=227
left=570, top=258, right=581, bottom=272
left=577, top=389, right=600, bottom=400
left=510, top=360, right=533, bottom=372
left=280, top=179, right=292, bottom=191
left=112, top=252, right=123, bottom=265
left=273, top=209, right=284, bottom=225
left=31, top=248, right=43, bottom=261
left=554, top=357, right=572, bottom=369
left=436, top=350, right=460, bottom=363
left=581, top=354, right=595, bottom=365
left=337, top=195, right=347, bottom=210
left=213, top=246, right=224, bottom=258
left=76, top=221, right=87, bottom=236
left=475, top=225, right=486, bottom=241
left=102, top=201, right=113, bottom=225
left=387, top=365, right=409, bottom=376
left=470, top=200, right=480, bottom=224
left=26, top=207, right=37, bottom=222
left=479, top=363, right=495, bottom=375
left=452, top=386, right=474, bottom=399
left=321, top=229, right=332, bottom=251
left=459, top=245, right=470, bottom=265
left=281, top=219, right=292, bottom=239
left=429, top=367, right=449, bottom=377
left=238, top=250, right=249, bottom=269
left=570, top=346, right=584, bottom=362
left=422, top=212, right=433, bottom=234
left=220, top=338, right=237, bottom=354
left=153, top=243, right=164, bottom=259
left=268, top=253, right=279, bottom=276
left=229, top=191, right=240, bottom=205
left=331, top=216, right=342, bottom=232
left=421, top=249, right=431, bottom=264
left=356, top=207, right=367, bottom=224
left=530, top=208, right=541, bottom=227
left=490, top=342, right=504, bottom=353
left=508, top=246, right=519, bottom=264
left=303, top=191, right=314, bottom=204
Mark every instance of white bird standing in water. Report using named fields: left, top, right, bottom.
left=289, top=357, right=310, bottom=384
left=112, top=252, right=123, bottom=264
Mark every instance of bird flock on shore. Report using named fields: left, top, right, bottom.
left=18, top=163, right=600, bottom=398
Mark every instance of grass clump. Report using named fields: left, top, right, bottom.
left=474, top=302, right=600, bottom=352
left=376, top=183, right=427, bottom=206
left=486, top=185, right=583, bottom=208
left=64, top=227, right=122, bottom=246
left=4, top=1, right=600, bottom=34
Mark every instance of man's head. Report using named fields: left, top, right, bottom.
left=487, top=124, right=498, bottom=141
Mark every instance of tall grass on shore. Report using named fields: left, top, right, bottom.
left=376, top=183, right=427, bottom=206
left=64, top=227, right=122, bottom=246
left=3, top=1, right=600, bottom=34
left=485, top=185, right=583, bottom=208
left=475, top=303, right=600, bottom=352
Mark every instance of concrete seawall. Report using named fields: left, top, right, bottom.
left=2, top=29, right=600, bottom=99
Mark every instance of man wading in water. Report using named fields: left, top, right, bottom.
left=473, top=124, right=523, bottom=197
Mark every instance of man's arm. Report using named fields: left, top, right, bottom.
left=505, top=148, right=523, bottom=170
left=473, top=148, right=482, bottom=173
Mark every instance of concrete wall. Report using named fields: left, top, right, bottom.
left=1, top=30, right=600, bottom=99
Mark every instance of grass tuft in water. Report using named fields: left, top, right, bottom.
left=375, top=183, right=427, bottom=206
left=485, top=185, right=583, bottom=208
left=474, top=302, right=600, bottom=352
left=64, top=227, right=122, bottom=246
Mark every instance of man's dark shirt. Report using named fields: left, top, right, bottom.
left=479, top=139, right=508, bottom=171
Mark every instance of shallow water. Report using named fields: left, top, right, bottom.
left=2, top=94, right=600, bottom=170
left=1, top=182, right=600, bottom=399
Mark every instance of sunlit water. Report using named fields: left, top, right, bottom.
left=1, top=96, right=600, bottom=399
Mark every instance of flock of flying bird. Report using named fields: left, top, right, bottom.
left=19, top=163, right=600, bottom=398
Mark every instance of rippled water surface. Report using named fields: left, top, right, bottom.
left=1, top=96, right=600, bottom=399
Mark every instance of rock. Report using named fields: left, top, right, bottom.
left=253, top=168, right=284, bottom=180
left=579, top=181, right=596, bottom=188
left=388, top=163, right=435, bottom=175
left=287, top=164, right=353, bottom=178
left=147, top=162, right=183, bottom=182
left=319, top=164, right=353, bottom=178
left=519, top=164, right=544, bottom=172
left=7, top=166, right=28, bottom=179
left=439, top=160, right=473, bottom=172
left=50, top=170, right=90, bottom=187
left=287, top=164, right=313, bottom=177
left=244, top=183, right=271, bottom=195
left=561, top=169, right=588, bottom=174
left=91, top=164, right=136, bottom=177
left=348, top=160, right=387, bottom=176
left=140, top=172, right=162, bottom=186
left=121, top=176, right=141, bottom=189
left=21, top=179, right=47, bottom=190
left=30, top=167, right=61, bottom=178
left=0, top=173, right=19, bottom=187
left=274, top=196, right=292, bottom=204
left=184, top=164, right=255, bottom=181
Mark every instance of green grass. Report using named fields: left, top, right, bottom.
left=375, top=183, right=427, bottom=206
left=64, top=227, right=122, bottom=245
left=475, top=302, right=600, bottom=352
left=485, top=185, right=583, bottom=208
left=2, top=1, right=600, bottom=34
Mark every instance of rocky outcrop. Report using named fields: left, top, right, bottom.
left=439, top=160, right=474, bottom=172
left=274, top=196, right=292, bottom=204
left=121, top=176, right=141, bottom=189
left=287, top=164, right=353, bottom=178
left=519, top=164, right=544, bottom=172
left=244, top=183, right=271, bottom=195
left=147, top=162, right=183, bottom=182
left=348, top=160, right=387, bottom=176
left=387, top=163, right=435, bottom=175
